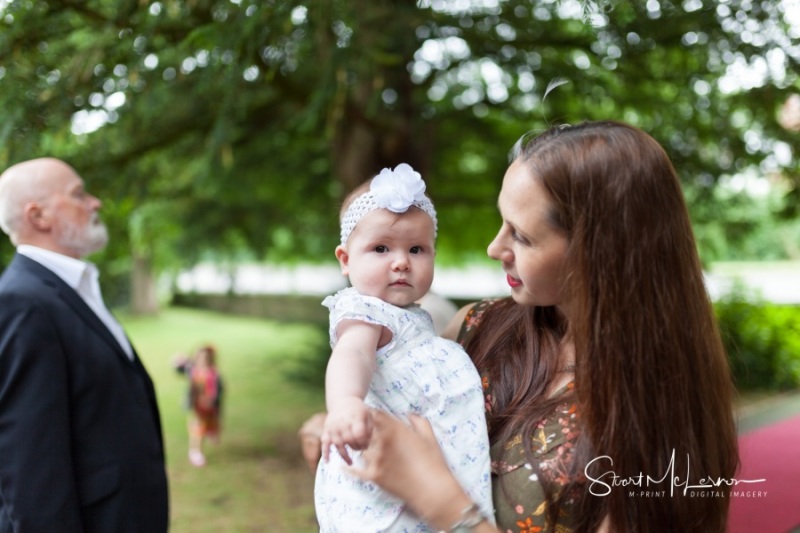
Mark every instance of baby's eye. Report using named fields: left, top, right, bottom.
left=374, top=245, right=388, bottom=253
left=409, top=246, right=423, bottom=254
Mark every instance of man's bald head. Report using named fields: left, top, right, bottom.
left=0, top=158, right=71, bottom=244
left=0, top=158, right=107, bottom=258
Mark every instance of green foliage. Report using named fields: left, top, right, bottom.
left=1, top=0, right=798, bottom=283
left=715, top=285, right=800, bottom=391
left=280, top=323, right=331, bottom=389
left=690, top=180, right=800, bottom=263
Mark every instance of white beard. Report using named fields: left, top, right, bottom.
left=58, top=216, right=109, bottom=257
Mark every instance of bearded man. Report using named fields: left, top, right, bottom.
left=0, top=158, right=169, bottom=533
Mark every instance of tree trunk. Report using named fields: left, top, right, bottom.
left=130, top=253, right=159, bottom=315
left=331, top=78, right=430, bottom=197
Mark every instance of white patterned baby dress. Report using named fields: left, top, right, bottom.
left=314, top=287, right=493, bottom=533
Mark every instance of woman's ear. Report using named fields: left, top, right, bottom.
left=334, top=245, right=350, bottom=276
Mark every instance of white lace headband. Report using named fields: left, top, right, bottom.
left=340, top=163, right=438, bottom=246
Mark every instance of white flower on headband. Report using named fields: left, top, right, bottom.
left=339, top=163, right=438, bottom=245
left=371, top=163, right=427, bottom=213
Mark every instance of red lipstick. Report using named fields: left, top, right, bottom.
left=506, top=274, right=522, bottom=288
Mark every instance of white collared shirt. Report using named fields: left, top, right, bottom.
left=17, top=245, right=134, bottom=360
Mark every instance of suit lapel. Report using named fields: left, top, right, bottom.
left=12, top=254, right=135, bottom=366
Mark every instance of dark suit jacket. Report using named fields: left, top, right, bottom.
left=0, top=254, right=169, bottom=533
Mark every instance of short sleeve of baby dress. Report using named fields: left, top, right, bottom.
left=315, top=288, right=494, bottom=533
left=323, top=286, right=400, bottom=352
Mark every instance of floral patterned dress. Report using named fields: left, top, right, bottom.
left=315, top=288, right=493, bottom=533
left=457, top=300, right=582, bottom=533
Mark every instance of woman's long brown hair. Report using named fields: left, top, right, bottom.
left=466, top=121, right=739, bottom=532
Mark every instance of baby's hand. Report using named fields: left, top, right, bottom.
left=321, top=397, right=373, bottom=465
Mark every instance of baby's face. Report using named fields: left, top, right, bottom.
left=337, top=208, right=435, bottom=308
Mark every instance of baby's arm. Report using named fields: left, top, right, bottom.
left=322, top=319, right=383, bottom=464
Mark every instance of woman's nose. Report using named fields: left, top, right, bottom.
left=487, top=231, right=510, bottom=262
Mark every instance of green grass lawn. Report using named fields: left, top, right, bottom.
left=121, top=306, right=326, bottom=533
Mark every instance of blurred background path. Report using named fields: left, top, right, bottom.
left=729, top=392, right=800, bottom=533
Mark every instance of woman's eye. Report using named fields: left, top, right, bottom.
left=511, top=230, right=527, bottom=244
left=410, top=246, right=422, bottom=254
left=374, top=245, right=388, bottom=253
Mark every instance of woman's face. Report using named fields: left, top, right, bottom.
left=487, top=159, right=570, bottom=312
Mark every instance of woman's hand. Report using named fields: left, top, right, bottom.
left=347, top=410, right=483, bottom=531
left=298, top=412, right=326, bottom=474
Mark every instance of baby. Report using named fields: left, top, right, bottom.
left=314, top=164, right=493, bottom=532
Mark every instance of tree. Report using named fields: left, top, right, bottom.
left=1, top=0, right=797, bottom=310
